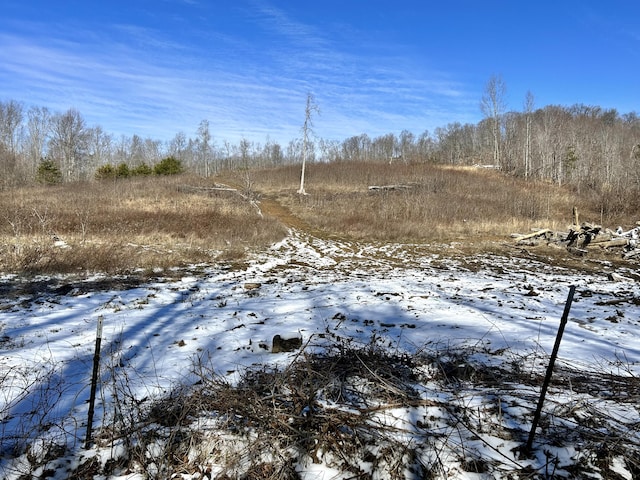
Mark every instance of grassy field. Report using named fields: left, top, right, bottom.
left=0, top=161, right=630, bottom=274
left=0, top=176, right=286, bottom=274
left=235, top=162, right=590, bottom=240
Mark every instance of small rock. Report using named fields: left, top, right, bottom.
left=272, top=334, right=302, bottom=353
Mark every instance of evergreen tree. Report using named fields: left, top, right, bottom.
left=36, top=159, right=62, bottom=184
left=154, top=156, right=183, bottom=175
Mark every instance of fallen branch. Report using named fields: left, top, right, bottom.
left=179, top=183, right=263, bottom=217
left=368, top=184, right=413, bottom=191
left=511, top=229, right=551, bottom=242
left=178, top=184, right=238, bottom=193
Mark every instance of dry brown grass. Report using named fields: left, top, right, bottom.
left=223, top=161, right=611, bottom=244
left=2, top=162, right=634, bottom=275
left=0, top=175, right=287, bottom=274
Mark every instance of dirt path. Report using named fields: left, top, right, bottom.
left=214, top=180, right=317, bottom=234
left=257, top=195, right=315, bottom=233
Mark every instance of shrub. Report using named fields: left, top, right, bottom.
left=116, top=162, right=130, bottom=178
left=154, top=156, right=183, bottom=176
left=36, top=159, right=63, bottom=184
left=132, top=163, right=153, bottom=176
left=95, top=164, right=116, bottom=180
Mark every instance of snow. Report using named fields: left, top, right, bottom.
left=1, top=229, right=640, bottom=478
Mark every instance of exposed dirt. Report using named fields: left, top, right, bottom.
left=258, top=195, right=312, bottom=231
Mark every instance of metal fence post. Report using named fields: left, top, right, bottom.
left=525, top=285, right=576, bottom=453
left=84, top=315, right=104, bottom=449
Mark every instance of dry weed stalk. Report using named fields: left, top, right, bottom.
left=5, top=334, right=639, bottom=479
left=185, top=340, right=436, bottom=478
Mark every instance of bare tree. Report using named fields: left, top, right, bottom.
left=416, top=130, right=436, bottom=161
left=286, top=138, right=302, bottom=164
left=298, top=93, right=319, bottom=195
left=523, top=91, right=535, bottom=179
left=113, top=134, right=132, bottom=165
left=399, top=130, right=415, bottom=162
left=144, top=138, right=163, bottom=165
left=239, top=138, right=253, bottom=195
left=480, top=75, right=507, bottom=169
left=49, top=108, right=89, bottom=181
left=168, top=131, right=187, bottom=159
left=371, top=133, right=396, bottom=163
left=168, top=131, right=195, bottom=170
left=0, top=100, right=24, bottom=184
left=129, top=134, right=145, bottom=166
left=218, top=140, right=230, bottom=170
left=341, top=135, right=361, bottom=161
left=318, top=138, right=341, bottom=162
left=87, top=125, right=112, bottom=168
left=261, top=138, right=284, bottom=166
left=197, top=120, right=214, bottom=176
left=25, top=106, right=52, bottom=176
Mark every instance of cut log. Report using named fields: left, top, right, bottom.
left=589, top=233, right=613, bottom=244
left=567, top=246, right=589, bottom=256
left=599, top=238, right=629, bottom=249
left=607, top=272, right=627, bottom=282
left=513, top=229, right=551, bottom=242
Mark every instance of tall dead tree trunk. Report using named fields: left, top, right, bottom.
left=298, top=93, right=318, bottom=195
left=481, top=75, right=507, bottom=169
left=524, top=91, right=534, bottom=179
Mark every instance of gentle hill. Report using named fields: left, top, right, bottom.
left=0, top=162, right=635, bottom=274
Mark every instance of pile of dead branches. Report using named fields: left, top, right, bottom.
left=512, top=221, right=640, bottom=259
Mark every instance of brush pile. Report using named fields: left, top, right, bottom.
left=512, top=222, right=640, bottom=259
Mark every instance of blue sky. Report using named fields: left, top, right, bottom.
left=1, top=1, right=638, bottom=144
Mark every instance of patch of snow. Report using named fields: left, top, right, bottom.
left=1, top=229, right=640, bottom=478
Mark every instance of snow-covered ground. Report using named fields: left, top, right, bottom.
left=1, top=230, right=639, bottom=479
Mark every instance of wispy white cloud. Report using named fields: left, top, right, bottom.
left=0, top=4, right=478, bottom=144
left=234, top=2, right=477, bottom=135
left=0, top=28, right=296, bottom=140
left=246, top=2, right=330, bottom=50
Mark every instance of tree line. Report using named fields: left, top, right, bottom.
left=1, top=79, right=639, bottom=197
